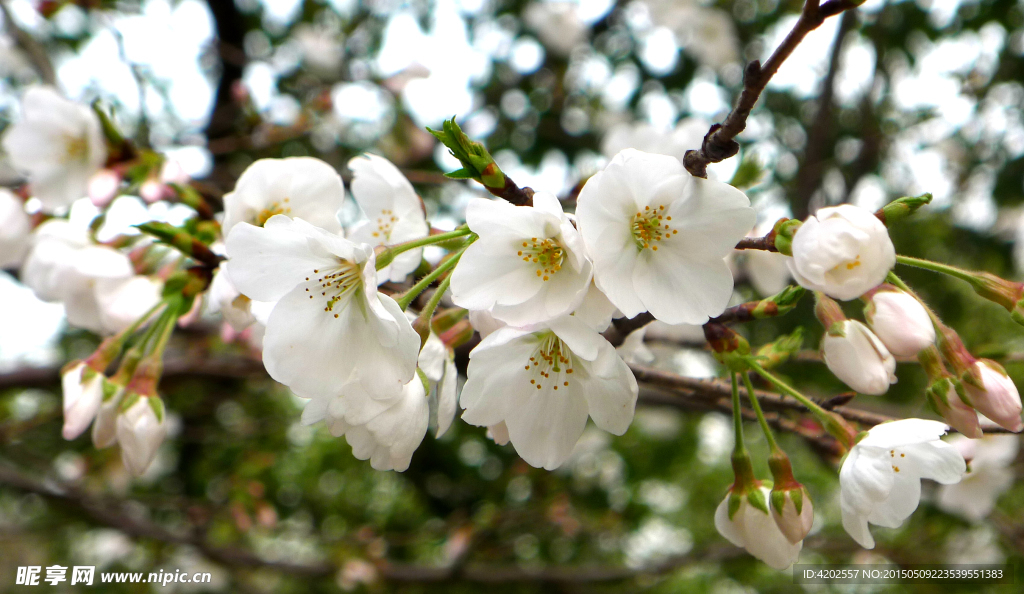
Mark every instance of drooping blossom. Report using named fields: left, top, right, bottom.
left=715, top=486, right=803, bottom=569
left=865, top=288, right=935, bottom=357
left=937, top=434, right=1019, bottom=522
left=822, top=320, right=897, bottom=395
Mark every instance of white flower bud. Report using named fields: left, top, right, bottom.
left=865, top=289, right=935, bottom=356
left=61, top=362, right=104, bottom=440
left=715, top=486, right=802, bottom=569
left=771, top=487, right=814, bottom=545
left=116, top=396, right=167, bottom=476
left=822, top=320, right=897, bottom=395
left=787, top=205, right=895, bottom=300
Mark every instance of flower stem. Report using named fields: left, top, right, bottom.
left=731, top=372, right=747, bottom=456
left=746, top=359, right=828, bottom=420
left=746, top=358, right=856, bottom=449
left=396, top=240, right=473, bottom=310
left=895, top=255, right=976, bottom=285
left=376, top=227, right=473, bottom=271
left=741, top=371, right=780, bottom=454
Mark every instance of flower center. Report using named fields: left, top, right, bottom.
left=304, top=259, right=363, bottom=318
left=889, top=448, right=906, bottom=472
left=370, top=209, right=399, bottom=242
left=631, top=205, right=676, bottom=251
left=522, top=333, right=576, bottom=391
left=518, top=237, right=565, bottom=281
left=63, top=134, right=89, bottom=164
left=256, top=198, right=292, bottom=226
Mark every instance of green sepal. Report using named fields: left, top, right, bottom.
left=101, top=378, right=120, bottom=402
left=728, top=491, right=743, bottom=520
left=770, top=489, right=786, bottom=515
left=747, top=487, right=769, bottom=515
left=119, top=391, right=141, bottom=414
left=147, top=395, right=166, bottom=423
left=444, top=168, right=475, bottom=180
left=791, top=487, right=804, bottom=515
left=772, top=219, right=802, bottom=256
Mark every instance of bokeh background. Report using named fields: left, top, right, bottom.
left=2, top=0, right=1024, bottom=591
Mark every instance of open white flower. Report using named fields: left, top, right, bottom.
left=0, top=189, right=31, bottom=268
left=221, top=157, right=345, bottom=236
left=116, top=396, right=168, bottom=476
left=937, top=434, right=1019, bottom=522
left=788, top=205, right=895, bottom=300
left=225, top=215, right=420, bottom=399
left=840, top=419, right=966, bottom=549
left=61, top=362, right=105, bottom=440
left=20, top=218, right=158, bottom=335
left=302, top=378, right=429, bottom=472
left=715, top=486, right=803, bottom=569
left=460, top=314, right=638, bottom=470
left=345, top=154, right=429, bottom=283
left=1, top=86, right=107, bottom=211
left=575, top=149, right=755, bottom=325
left=865, top=289, right=935, bottom=357
left=452, top=193, right=593, bottom=326
left=822, top=320, right=897, bottom=395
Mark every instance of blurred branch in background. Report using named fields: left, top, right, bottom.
left=0, top=0, right=54, bottom=85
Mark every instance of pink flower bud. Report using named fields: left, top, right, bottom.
left=865, top=289, right=935, bottom=356
left=88, top=169, right=121, bottom=207
left=964, top=361, right=1023, bottom=432
left=928, top=379, right=982, bottom=438
left=771, top=486, right=814, bottom=545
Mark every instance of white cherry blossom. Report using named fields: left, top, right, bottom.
left=451, top=193, right=593, bottom=326
left=1, top=86, right=107, bottom=211
left=419, top=327, right=459, bottom=437
left=575, top=149, right=755, bottom=325
left=225, top=215, right=420, bottom=399
left=459, top=314, right=638, bottom=470
left=840, top=419, right=966, bottom=549
left=715, top=486, right=803, bottom=569
left=345, top=154, right=429, bottom=283
left=0, top=188, right=31, bottom=268
left=937, top=434, right=1019, bottom=522
left=221, top=157, right=345, bottom=236
left=788, top=205, right=895, bottom=300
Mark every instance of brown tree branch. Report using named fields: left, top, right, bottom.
left=683, top=0, right=863, bottom=178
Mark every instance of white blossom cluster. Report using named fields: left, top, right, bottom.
left=2, top=86, right=1021, bottom=573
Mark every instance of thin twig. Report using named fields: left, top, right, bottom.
left=0, top=0, right=55, bottom=85
left=683, top=0, right=862, bottom=178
